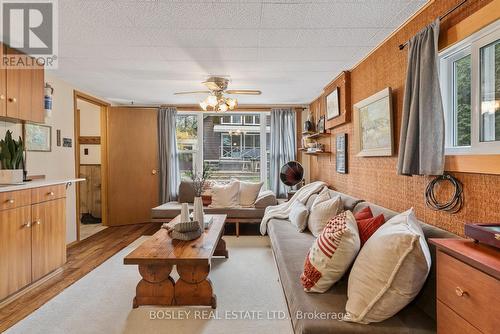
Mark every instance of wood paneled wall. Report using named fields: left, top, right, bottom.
left=308, top=0, right=499, bottom=236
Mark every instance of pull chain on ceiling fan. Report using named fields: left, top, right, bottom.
left=174, top=76, right=262, bottom=112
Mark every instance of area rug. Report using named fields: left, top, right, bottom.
left=6, top=236, right=293, bottom=334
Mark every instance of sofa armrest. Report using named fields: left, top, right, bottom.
left=255, top=190, right=278, bottom=208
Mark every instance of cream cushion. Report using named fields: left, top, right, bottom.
left=307, top=192, right=343, bottom=237
left=301, top=210, right=360, bottom=293
left=289, top=202, right=309, bottom=232
left=209, top=181, right=240, bottom=208
left=345, top=208, right=431, bottom=324
left=239, top=181, right=263, bottom=207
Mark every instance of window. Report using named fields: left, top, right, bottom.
left=175, top=114, right=198, bottom=178
left=176, top=112, right=271, bottom=188
left=440, top=21, right=500, bottom=154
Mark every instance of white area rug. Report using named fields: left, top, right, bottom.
left=7, top=236, right=293, bottom=334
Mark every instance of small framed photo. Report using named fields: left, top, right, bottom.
left=326, top=87, right=340, bottom=120
left=336, top=133, right=348, bottom=174
left=317, top=116, right=325, bottom=133
left=24, top=123, right=52, bottom=152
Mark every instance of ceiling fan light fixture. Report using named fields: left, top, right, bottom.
left=207, top=94, right=218, bottom=107
left=199, top=100, right=208, bottom=111
left=218, top=103, right=229, bottom=112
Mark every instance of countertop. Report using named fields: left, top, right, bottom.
left=0, top=178, right=85, bottom=193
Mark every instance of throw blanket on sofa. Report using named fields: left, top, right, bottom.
left=260, top=181, right=327, bottom=235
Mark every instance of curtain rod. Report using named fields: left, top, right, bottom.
left=398, top=0, right=468, bottom=50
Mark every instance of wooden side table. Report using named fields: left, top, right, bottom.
left=429, top=238, right=500, bottom=334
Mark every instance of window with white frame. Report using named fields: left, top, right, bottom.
left=176, top=112, right=271, bottom=187
left=439, top=21, right=500, bottom=154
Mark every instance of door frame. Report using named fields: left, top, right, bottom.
left=73, top=90, right=110, bottom=242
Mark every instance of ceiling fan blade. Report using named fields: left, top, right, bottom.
left=174, top=91, right=211, bottom=95
left=225, top=90, right=262, bottom=95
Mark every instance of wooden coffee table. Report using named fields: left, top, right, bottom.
left=124, top=214, right=228, bottom=309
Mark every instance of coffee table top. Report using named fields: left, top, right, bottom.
left=124, top=214, right=227, bottom=266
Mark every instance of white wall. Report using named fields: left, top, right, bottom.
left=78, top=99, right=101, bottom=165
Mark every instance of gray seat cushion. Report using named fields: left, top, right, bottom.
left=268, top=219, right=437, bottom=334
left=151, top=202, right=265, bottom=220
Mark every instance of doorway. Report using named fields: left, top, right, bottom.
left=74, top=91, right=109, bottom=241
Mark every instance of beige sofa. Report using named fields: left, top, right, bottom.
left=151, top=181, right=277, bottom=236
left=268, top=189, right=457, bottom=334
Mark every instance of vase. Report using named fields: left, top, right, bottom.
left=193, top=196, right=205, bottom=230
left=180, top=203, right=190, bottom=223
left=0, top=169, right=24, bottom=184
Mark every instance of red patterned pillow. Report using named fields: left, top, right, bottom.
left=354, top=208, right=385, bottom=246
left=354, top=206, right=373, bottom=220
left=300, top=211, right=360, bottom=293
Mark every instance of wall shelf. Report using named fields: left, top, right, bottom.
left=299, top=148, right=331, bottom=155
left=302, top=132, right=330, bottom=139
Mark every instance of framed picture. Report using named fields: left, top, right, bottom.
left=353, top=87, right=393, bottom=157
left=326, top=87, right=340, bottom=120
left=24, top=123, right=52, bottom=152
left=317, top=116, right=325, bottom=133
left=336, top=133, right=348, bottom=174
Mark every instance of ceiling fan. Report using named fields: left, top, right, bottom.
left=174, top=76, right=261, bottom=112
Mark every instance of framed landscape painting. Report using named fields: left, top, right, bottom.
left=353, top=87, right=393, bottom=157
left=24, top=123, right=52, bottom=152
left=326, top=87, right=340, bottom=120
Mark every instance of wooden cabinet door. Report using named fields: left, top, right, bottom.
left=0, top=206, right=32, bottom=300
left=5, top=47, right=20, bottom=119
left=108, top=107, right=159, bottom=226
left=31, top=198, right=66, bottom=281
left=18, top=63, right=32, bottom=121
left=30, top=65, right=45, bottom=123
left=0, top=44, right=6, bottom=117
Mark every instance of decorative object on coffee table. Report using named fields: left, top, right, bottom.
left=186, top=162, right=212, bottom=229
left=336, top=133, right=348, bottom=174
left=180, top=203, right=190, bottom=223
left=124, top=214, right=228, bottom=309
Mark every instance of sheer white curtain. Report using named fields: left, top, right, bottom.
left=158, top=107, right=180, bottom=202
left=270, top=108, right=296, bottom=198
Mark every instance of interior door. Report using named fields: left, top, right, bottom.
left=107, top=107, right=159, bottom=226
left=0, top=207, right=32, bottom=300
left=31, top=199, right=66, bottom=281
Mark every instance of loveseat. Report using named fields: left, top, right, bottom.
left=151, top=181, right=278, bottom=236
left=268, top=189, right=457, bottom=334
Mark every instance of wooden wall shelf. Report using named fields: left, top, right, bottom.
left=303, top=132, right=330, bottom=139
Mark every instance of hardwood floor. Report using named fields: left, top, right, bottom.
left=0, top=222, right=161, bottom=332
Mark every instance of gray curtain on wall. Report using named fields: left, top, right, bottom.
left=158, top=107, right=180, bottom=203
left=397, top=19, right=445, bottom=176
left=270, top=108, right=297, bottom=198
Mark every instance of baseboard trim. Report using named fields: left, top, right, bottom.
left=0, top=268, right=64, bottom=309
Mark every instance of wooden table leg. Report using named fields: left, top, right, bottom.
left=175, top=263, right=216, bottom=308
left=133, top=264, right=175, bottom=308
left=214, top=238, right=229, bottom=258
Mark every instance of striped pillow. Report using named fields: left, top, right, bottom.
left=300, top=211, right=360, bottom=293
left=354, top=206, right=385, bottom=246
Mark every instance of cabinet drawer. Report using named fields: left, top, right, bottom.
left=437, top=251, right=500, bottom=333
left=0, top=189, right=31, bottom=211
left=31, top=185, right=65, bottom=203
left=437, top=300, right=480, bottom=334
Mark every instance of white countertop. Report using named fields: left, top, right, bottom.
left=0, top=178, right=85, bottom=193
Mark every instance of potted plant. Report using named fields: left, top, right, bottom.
left=0, top=130, right=24, bottom=184
left=186, top=162, right=213, bottom=228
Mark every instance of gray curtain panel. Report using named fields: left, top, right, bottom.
left=158, top=107, right=180, bottom=203
left=270, top=108, right=297, bottom=198
left=397, top=19, right=445, bottom=176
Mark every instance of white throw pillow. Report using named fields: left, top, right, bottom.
left=239, top=180, right=263, bottom=207
left=301, top=211, right=360, bottom=293
left=289, top=202, right=309, bottom=232
left=307, top=194, right=343, bottom=237
left=345, top=208, right=431, bottom=324
left=209, top=181, right=240, bottom=208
